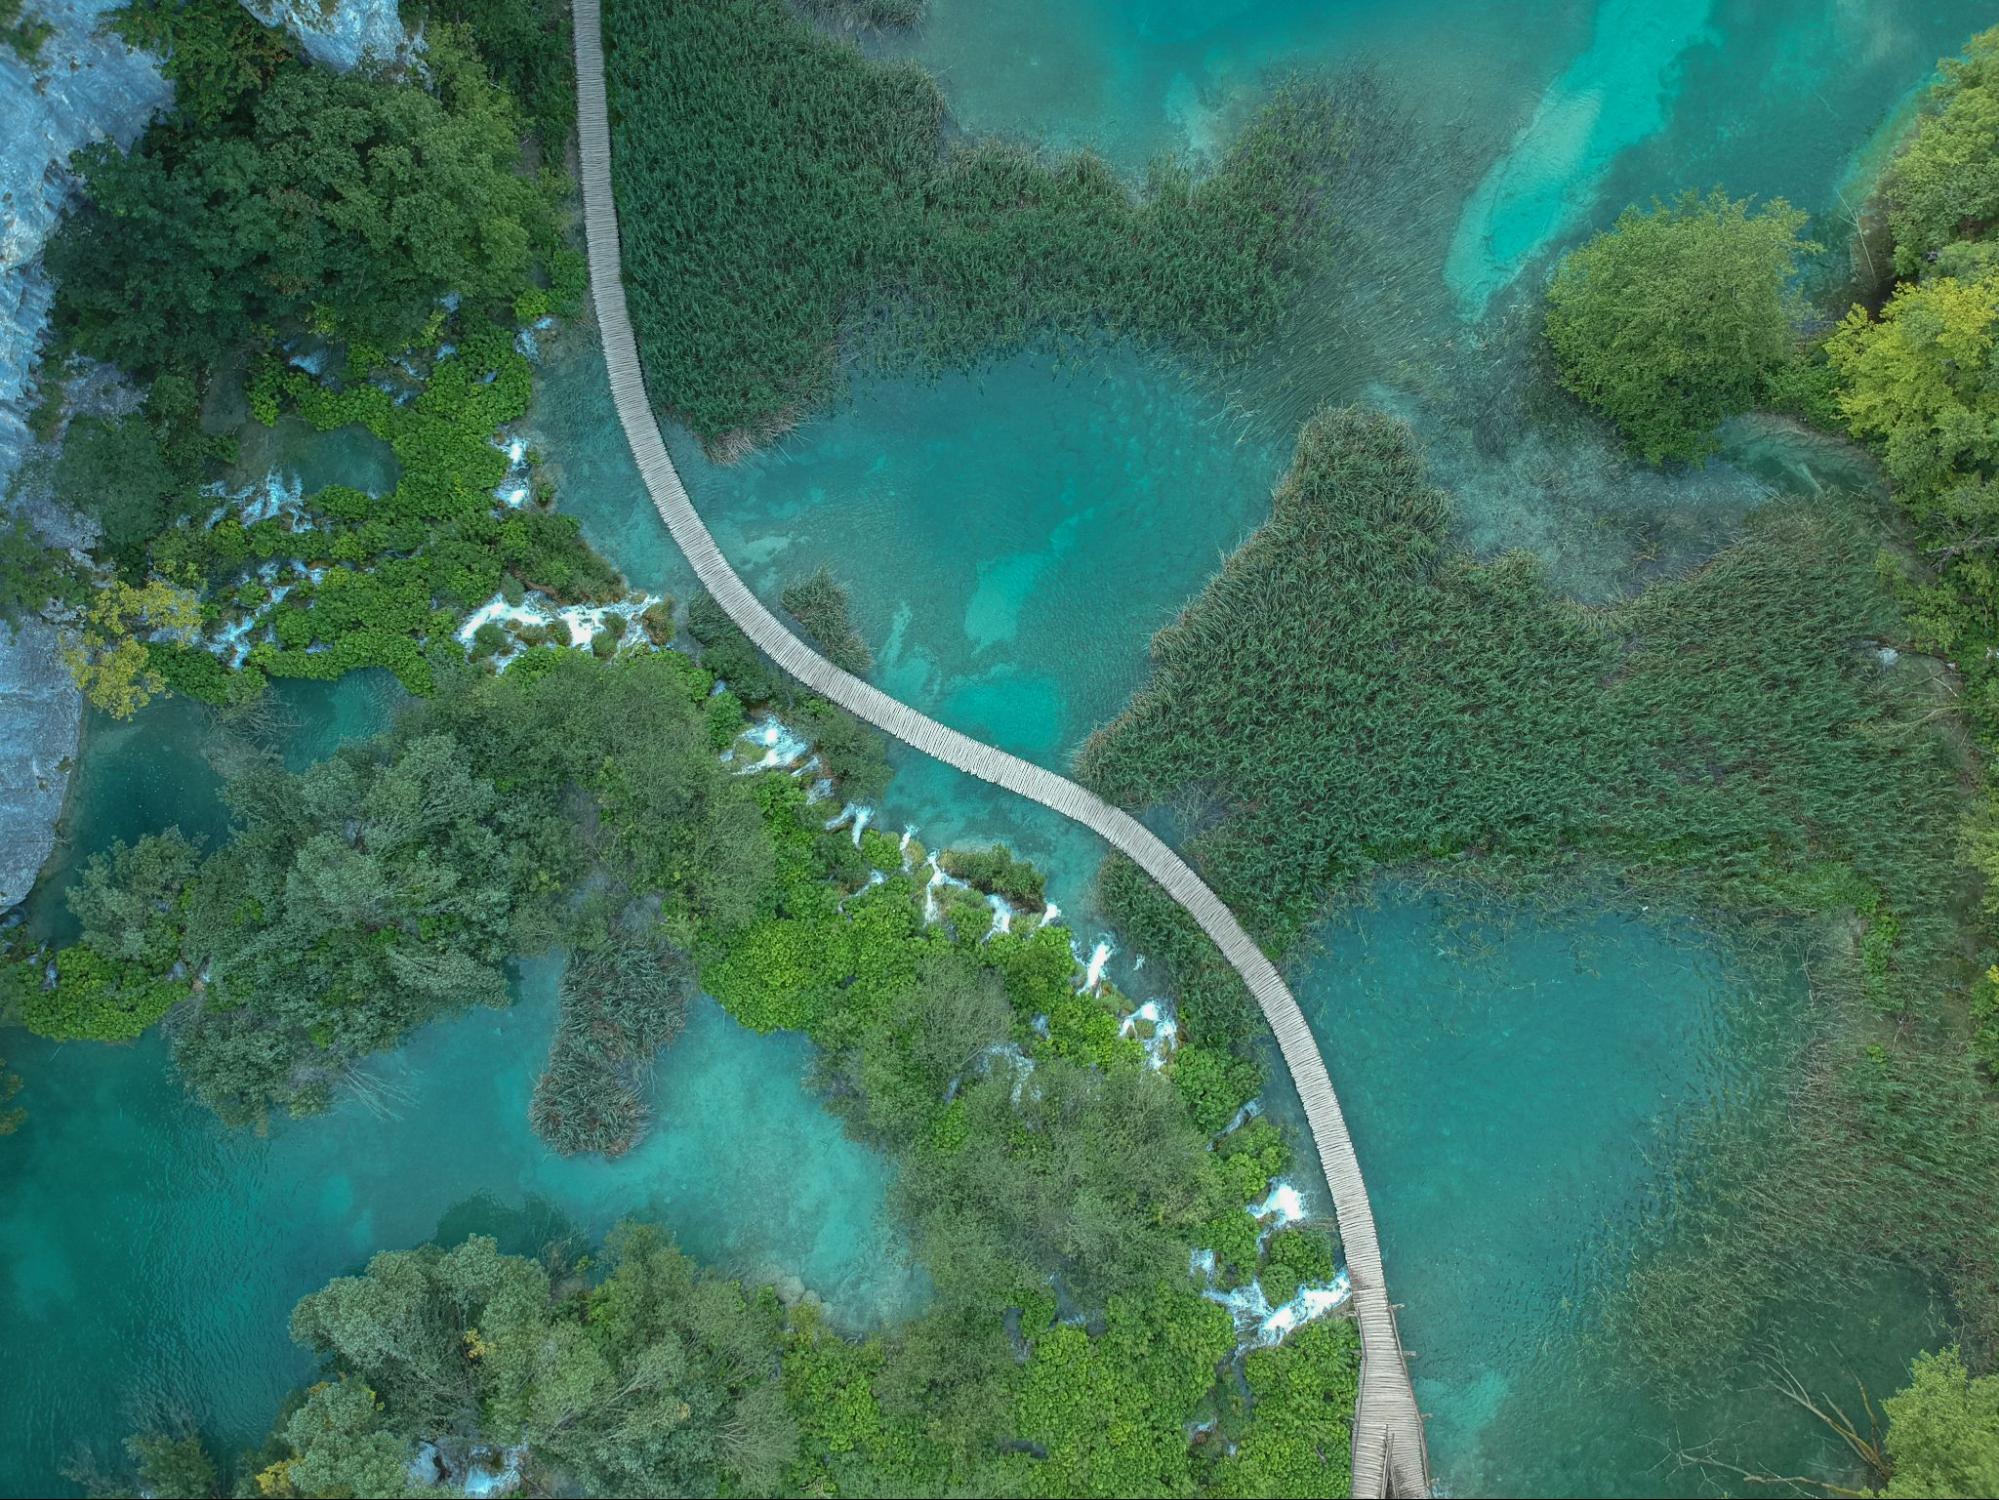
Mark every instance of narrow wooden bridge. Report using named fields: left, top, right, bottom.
left=570, top=4, right=1430, bottom=1491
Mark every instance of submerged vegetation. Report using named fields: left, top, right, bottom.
left=781, top=565, right=874, bottom=675
left=603, top=0, right=1348, bottom=449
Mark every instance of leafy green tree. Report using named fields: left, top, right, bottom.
left=124, top=1431, right=219, bottom=1499
left=268, top=1379, right=413, bottom=1499
left=0, top=518, right=74, bottom=627
left=1881, top=1347, right=1999, bottom=1498
left=1545, top=189, right=1816, bottom=462
left=1884, top=29, right=1999, bottom=279
left=1827, top=271, right=1999, bottom=498
left=112, top=0, right=296, bottom=127
left=49, top=26, right=558, bottom=378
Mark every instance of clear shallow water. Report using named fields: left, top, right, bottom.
left=1282, top=891, right=1948, bottom=1495
left=0, top=961, right=920, bottom=1493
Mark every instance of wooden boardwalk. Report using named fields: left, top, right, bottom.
left=569, top=4, right=1430, bottom=1491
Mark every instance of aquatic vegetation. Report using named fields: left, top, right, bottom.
left=603, top=0, right=1346, bottom=448
left=530, top=936, right=694, bottom=1156
left=781, top=565, right=874, bottom=675
left=1083, top=406, right=1964, bottom=984
left=937, top=841, right=1047, bottom=911
left=1545, top=190, right=1817, bottom=462
left=1082, top=403, right=1992, bottom=1376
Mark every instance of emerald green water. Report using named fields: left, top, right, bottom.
left=7, top=2, right=1993, bottom=1494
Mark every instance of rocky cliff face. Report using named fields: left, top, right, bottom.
left=247, top=0, right=412, bottom=73
left=1, top=0, right=168, bottom=491
left=0, top=619, right=83, bottom=911
left=2, top=2, right=169, bottom=913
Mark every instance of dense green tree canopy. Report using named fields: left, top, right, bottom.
left=1884, top=28, right=1999, bottom=279
left=49, top=23, right=558, bottom=378
left=1545, top=189, right=1815, bottom=462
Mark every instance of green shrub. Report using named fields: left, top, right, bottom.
left=1545, top=189, right=1816, bottom=462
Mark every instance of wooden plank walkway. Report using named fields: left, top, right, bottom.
left=569, top=4, right=1431, bottom=1491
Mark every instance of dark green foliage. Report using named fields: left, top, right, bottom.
left=53, top=415, right=195, bottom=556
left=781, top=565, right=873, bottom=675
left=0, top=518, right=78, bottom=626
left=1545, top=190, right=1816, bottom=462
left=111, top=0, right=295, bottom=127
left=416, top=0, right=576, bottom=156
left=797, top=0, right=926, bottom=29
left=2, top=0, right=53, bottom=61
left=604, top=0, right=1345, bottom=446
left=687, top=588, right=782, bottom=703
left=939, top=842, right=1046, bottom=910
left=49, top=25, right=558, bottom=380
left=531, top=936, right=695, bottom=1156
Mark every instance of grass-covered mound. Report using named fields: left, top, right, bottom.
left=603, top=0, right=1345, bottom=449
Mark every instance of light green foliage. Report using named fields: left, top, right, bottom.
left=604, top=0, right=1345, bottom=445
left=939, top=841, right=1047, bottom=909
left=124, top=1431, right=218, bottom=1500
left=1828, top=273, right=1999, bottom=501
left=1545, top=189, right=1816, bottom=462
left=259, top=1378, right=412, bottom=1499
left=1884, top=29, right=1999, bottom=279
left=1880, top=1347, right=1999, bottom=1498
left=1014, top=1290, right=1236, bottom=1497
left=781, top=565, right=873, bottom=674
left=1207, top=1321, right=1360, bottom=1498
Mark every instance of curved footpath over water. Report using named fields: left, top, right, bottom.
left=570, top=3, right=1430, bottom=1491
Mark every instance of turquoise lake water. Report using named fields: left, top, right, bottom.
left=6, top=1, right=1994, bottom=1493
